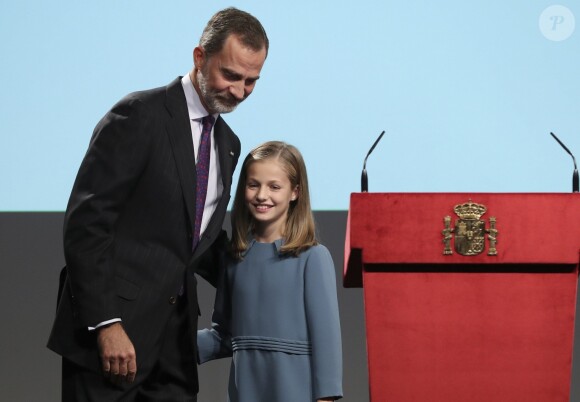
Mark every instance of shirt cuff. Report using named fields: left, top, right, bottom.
left=88, top=318, right=122, bottom=331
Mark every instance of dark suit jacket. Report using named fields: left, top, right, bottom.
left=47, top=77, right=240, bottom=392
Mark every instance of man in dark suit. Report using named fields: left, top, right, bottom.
left=47, top=8, right=268, bottom=401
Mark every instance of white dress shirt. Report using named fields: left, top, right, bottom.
left=181, top=73, right=223, bottom=237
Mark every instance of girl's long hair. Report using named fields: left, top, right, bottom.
left=231, top=141, right=317, bottom=259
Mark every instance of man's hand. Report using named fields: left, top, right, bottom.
left=96, top=322, right=137, bottom=384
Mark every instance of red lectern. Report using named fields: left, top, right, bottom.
left=344, top=193, right=580, bottom=402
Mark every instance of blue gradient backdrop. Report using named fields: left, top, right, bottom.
left=1, top=1, right=578, bottom=211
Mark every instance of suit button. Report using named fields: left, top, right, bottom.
left=169, top=296, right=177, bottom=305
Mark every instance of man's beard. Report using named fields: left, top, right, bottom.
left=197, top=68, right=242, bottom=114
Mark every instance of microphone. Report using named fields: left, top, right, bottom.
left=550, top=132, right=579, bottom=193
left=361, top=130, right=386, bottom=192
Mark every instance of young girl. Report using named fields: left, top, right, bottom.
left=198, top=141, right=343, bottom=402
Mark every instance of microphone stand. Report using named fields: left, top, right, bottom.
left=361, top=131, right=386, bottom=192
left=550, top=132, right=579, bottom=193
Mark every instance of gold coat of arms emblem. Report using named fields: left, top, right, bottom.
left=442, top=201, right=498, bottom=256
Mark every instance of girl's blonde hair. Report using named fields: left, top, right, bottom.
left=231, top=141, right=317, bottom=259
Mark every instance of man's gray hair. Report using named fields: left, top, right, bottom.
left=200, top=7, right=269, bottom=58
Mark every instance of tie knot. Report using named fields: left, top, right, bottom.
left=202, top=115, right=215, bottom=130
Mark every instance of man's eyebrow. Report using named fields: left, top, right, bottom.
left=221, top=67, right=260, bottom=81
left=221, top=67, right=243, bottom=80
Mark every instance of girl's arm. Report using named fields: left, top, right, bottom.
left=197, top=261, right=233, bottom=363
left=305, top=246, right=343, bottom=400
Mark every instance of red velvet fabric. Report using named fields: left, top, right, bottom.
left=344, top=193, right=580, bottom=401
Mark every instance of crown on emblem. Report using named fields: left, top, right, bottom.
left=453, top=202, right=487, bottom=220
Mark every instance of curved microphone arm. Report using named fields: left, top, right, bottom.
left=550, top=132, right=579, bottom=193
left=361, top=131, right=386, bottom=192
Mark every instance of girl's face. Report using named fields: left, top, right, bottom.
left=244, top=159, right=298, bottom=242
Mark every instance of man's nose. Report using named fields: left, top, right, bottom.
left=230, top=82, right=245, bottom=100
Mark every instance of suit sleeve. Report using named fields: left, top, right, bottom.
left=63, top=95, right=153, bottom=328
left=304, top=246, right=343, bottom=400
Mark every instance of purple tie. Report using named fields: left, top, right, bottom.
left=193, top=115, right=214, bottom=250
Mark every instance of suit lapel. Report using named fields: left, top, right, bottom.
left=164, top=78, right=197, bottom=233
left=163, top=79, right=240, bottom=258
left=214, top=117, right=235, bottom=190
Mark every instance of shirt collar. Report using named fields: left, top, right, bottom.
left=181, top=74, right=218, bottom=121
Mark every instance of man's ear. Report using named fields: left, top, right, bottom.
left=193, top=46, right=206, bottom=70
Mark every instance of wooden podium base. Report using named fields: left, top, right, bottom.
left=363, top=267, right=578, bottom=402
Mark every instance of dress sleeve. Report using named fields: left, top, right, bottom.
left=304, top=245, right=343, bottom=400
left=197, top=261, right=233, bottom=363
